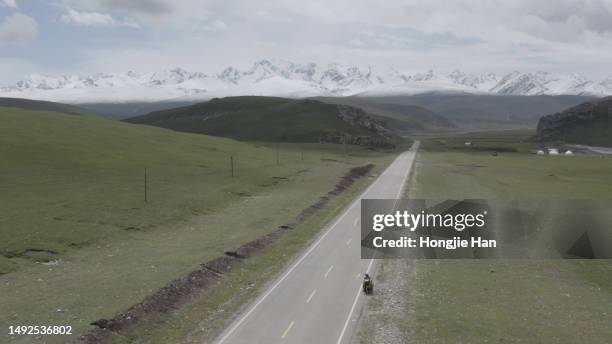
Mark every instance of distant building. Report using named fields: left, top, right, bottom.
left=548, top=148, right=559, bottom=155
left=565, top=150, right=574, bottom=155
left=464, top=142, right=472, bottom=147
left=537, top=150, right=545, bottom=155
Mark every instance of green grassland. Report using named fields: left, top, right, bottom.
left=360, top=129, right=612, bottom=344
left=412, top=129, right=612, bottom=199
left=0, top=106, right=395, bottom=343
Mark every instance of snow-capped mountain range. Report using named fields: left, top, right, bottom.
left=1, top=59, right=611, bottom=103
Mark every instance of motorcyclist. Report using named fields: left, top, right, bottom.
left=362, top=273, right=374, bottom=294
left=363, top=273, right=372, bottom=290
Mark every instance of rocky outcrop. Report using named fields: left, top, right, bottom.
left=335, top=105, right=394, bottom=137
left=535, top=96, right=612, bottom=146
left=319, top=105, right=398, bottom=149
left=318, top=132, right=396, bottom=149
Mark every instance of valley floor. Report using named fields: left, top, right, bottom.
left=356, top=130, right=612, bottom=344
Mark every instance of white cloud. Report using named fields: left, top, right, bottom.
left=0, top=13, right=37, bottom=44
left=5, top=0, right=612, bottom=82
left=61, top=9, right=139, bottom=28
left=190, top=19, right=227, bottom=32
left=2, top=0, right=17, bottom=8
left=61, top=0, right=171, bottom=15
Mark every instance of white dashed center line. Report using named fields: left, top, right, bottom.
left=281, top=321, right=295, bottom=339
left=306, top=289, right=317, bottom=303
left=324, top=265, right=334, bottom=278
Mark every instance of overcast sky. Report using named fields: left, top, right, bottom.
left=1, top=0, right=612, bottom=84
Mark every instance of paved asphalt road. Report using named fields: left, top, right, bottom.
left=568, top=144, right=612, bottom=155
left=214, top=142, right=420, bottom=344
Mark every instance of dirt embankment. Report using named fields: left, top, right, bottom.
left=80, top=164, right=374, bottom=343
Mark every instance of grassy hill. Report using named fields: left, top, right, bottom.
left=535, top=96, right=612, bottom=147
left=0, top=104, right=395, bottom=342
left=0, top=105, right=278, bottom=263
left=360, top=93, right=593, bottom=129
left=315, top=96, right=456, bottom=133
left=0, top=104, right=389, bottom=264
left=0, top=97, right=91, bottom=116
left=124, top=96, right=400, bottom=148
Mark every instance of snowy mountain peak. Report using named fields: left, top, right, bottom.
left=146, top=67, right=208, bottom=86
left=410, top=69, right=438, bottom=82
left=601, top=77, right=612, bottom=88
left=1, top=60, right=611, bottom=103
left=218, top=67, right=240, bottom=84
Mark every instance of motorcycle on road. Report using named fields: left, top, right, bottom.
left=363, top=279, right=373, bottom=295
